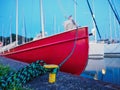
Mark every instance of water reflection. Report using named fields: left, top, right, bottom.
left=81, top=58, right=120, bottom=85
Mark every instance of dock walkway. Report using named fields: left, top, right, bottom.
left=0, top=56, right=120, bottom=90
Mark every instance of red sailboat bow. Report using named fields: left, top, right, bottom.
left=1, top=27, right=89, bottom=75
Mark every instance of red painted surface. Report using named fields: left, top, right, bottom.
left=1, top=27, right=89, bottom=75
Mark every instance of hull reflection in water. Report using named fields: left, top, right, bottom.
left=81, top=58, right=120, bottom=85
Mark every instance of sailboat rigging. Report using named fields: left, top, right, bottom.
left=108, top=0, right=120, bottom=25
left=86, top=0, right=101, bottom=40
left=85, top=0, right=104, bottom=59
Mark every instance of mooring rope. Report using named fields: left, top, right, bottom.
left=0, top=60, right=48, bottom=89
left=59, top=27, right=78, bottom=67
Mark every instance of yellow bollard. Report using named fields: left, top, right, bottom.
left=44, top=64, right=59, bottom=83
left=49, top=73, right=56, bottom=83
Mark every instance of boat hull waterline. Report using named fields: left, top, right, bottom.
left=1, top=27, right=89, bottom=75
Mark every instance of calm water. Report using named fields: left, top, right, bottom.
left=81, top=58, right=120, bottom=85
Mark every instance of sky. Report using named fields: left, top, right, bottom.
left=0, top=0, right=120, bottom=40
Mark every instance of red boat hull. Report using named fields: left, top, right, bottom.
left=1, top=27, right=89, bottom=75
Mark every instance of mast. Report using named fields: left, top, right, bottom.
left=109, top=6, right=112, bottom=41
left=40, top=0, right=45, bottom=37
left=114, top=14, right=117, bottom=41
left=74, top=0, right=77, bottom=23
left=22, top=9, right=25, bottom=44
left=16, top=0, right=18, bottom=45
left=54, top=16, right=56, bottom=34
left=10, top=16, right=12, bottom=44
left=2, top=24, right=4, bottom=45
left=92, top=0, right=97, bottom=42
left=86, top=0, right=101, bottom=40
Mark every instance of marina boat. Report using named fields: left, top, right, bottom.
left=89, top=42, right=104, bottom=59
left=104, top=0, right=120, bottom=57
left=0, top=41, right=17, bottom=53
left=104, top=43, right=120, bottom=58
left=86, top=0, right=104, bottom=59
left=0, top=14, right=89, bottom=76
left=0, top=0, right=89, bottom=75
left=0, top=27, right=89, bottom=75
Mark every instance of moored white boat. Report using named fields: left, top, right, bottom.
left=104, top=43, right=120, bottom=58
left=89, top=42, right=104, bottom=59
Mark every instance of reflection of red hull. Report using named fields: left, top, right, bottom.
left=1, top=27, right=89, bottom=75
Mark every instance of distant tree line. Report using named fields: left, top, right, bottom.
left=0, top=33, right=33, bottom=46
